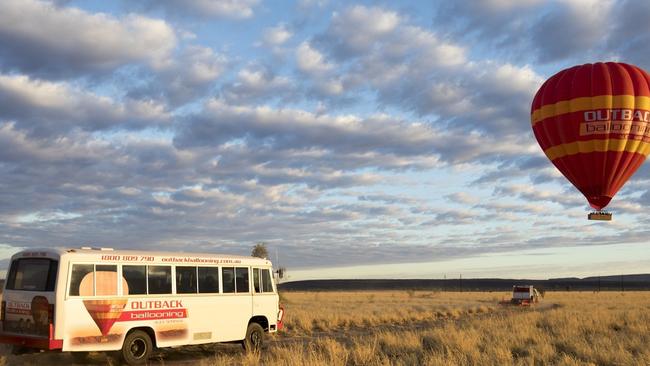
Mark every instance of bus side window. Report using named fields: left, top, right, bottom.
left=235, top=267, right=249, bottom=293
left=148, top=266, right=172, bottom=294
left=198, top=267, right=219, bottom=293
left=96, top=265, right=118, bottom=296
left=176, top=266, right=197, bottom=294
left=262, top=269, right=274, bottom=293
left=123, top=265, right=146, bottom=295
left=69, top=264, right=94, bottom=296
left=222, top=267, right=235, bottom=293
left=253, top=268, right=261, bottom=293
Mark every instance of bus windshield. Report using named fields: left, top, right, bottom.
left=6, top=258, right=58, bottom=292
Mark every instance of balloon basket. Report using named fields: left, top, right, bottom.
left=588, top=211, right=612, bottom=221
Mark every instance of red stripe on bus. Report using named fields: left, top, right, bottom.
left=118, top=309, right=188, bottom=321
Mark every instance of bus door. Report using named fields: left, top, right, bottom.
left=217, top=267, right=253, bottom=341
left=252, top=268, right=277, bottom=326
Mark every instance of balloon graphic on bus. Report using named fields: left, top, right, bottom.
left=531, top=62, right=650, bottom=220
left=83, top=299, right=128, bottom=336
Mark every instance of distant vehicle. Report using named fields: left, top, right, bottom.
left=0, top=247, right=284, bottom=365
left=500, top=285, right=541, bottom=306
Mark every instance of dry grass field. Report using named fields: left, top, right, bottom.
left=279, top=290, right=497, bottom=335
left=206, top=291, right=650, bottom=366
left=2, top=290, right=649, bottom=365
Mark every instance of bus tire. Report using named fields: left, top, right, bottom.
left=121, top=330, right=153, bottom=365
left=242, top=323, right=264, bottom=353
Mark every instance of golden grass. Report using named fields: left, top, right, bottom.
left=259, top=291, right=650, bottom=366
left=281, top=290, right=496, bottom=334
left=2, top=290, right=650, bottom=365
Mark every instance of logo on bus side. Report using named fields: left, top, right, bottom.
left=129, top=300, right=183, bottom=309
left=83, top=299, right=128, bottom=336
left=83, top=299, right=188, bottom=336
left=120, top=300, right=187, bottom=321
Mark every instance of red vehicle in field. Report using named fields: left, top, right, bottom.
left=501, top=285, right=541, bottom=306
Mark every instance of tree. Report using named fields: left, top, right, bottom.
left=251, top=242, right=269, bottom=259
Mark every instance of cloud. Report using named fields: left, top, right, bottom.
left=433, top=0, right=542, bottom=50
left=220, top=65, right=294, bottom=104
left=293, top=41, right=348, bottom=100
left=129, top=0, right=260, bottom=19
left=302, top=5, right=542, bottom=140
left=174, top=100, right=528, bottom=166
left=297, top=0, right=328, bottom=10
left=0, top=124, right=407, bottom=265
left=358, top=194, right=417, bottom=205
left=425, top=209, right=475, bottom=225
left=2, top=0, right=649, bottom=274
left=0, top=74, right=170, bottom=136
left=319, top=5, right=400, bottom=59
left=413, top=62, right=542, bottom=135
left=530, top=0, right=613, bottom=63
left=493, top=184, right=584, bottom=208
left=446, top=192, right=480, bottom=205
left=606, top=0, right=650, bottom=71
left=129, top=45, right=229, bottom=106
left=0, top=110, right=646, bottom=269
left=296, top=41, right=335, bottom=76
left=0, top=124, right=109, bottom=166
left=317, top=5, right=465, bottom=67
left=262, top=24, right=293, bottom=46
left=0, top=0, right=176, bottom=78
left=472, top=153, right=562, bottom=185
left=433, top=0, right=650, bottom=68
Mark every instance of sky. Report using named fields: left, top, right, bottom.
left=1, top=0, right=650, bottom=281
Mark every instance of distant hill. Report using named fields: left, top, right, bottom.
left=583, top=274, right=650, bottom=282
left=278, top=274, right=650, bottom=292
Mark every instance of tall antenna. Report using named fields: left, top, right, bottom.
left=273, top=247, right=286, bottom=283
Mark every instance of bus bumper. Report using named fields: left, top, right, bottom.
left=0, top=333, right=63, bottom=350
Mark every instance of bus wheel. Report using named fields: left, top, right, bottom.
left=121, top=330, right=153, bottom=365
left=242, top=323, right=264, bottom=353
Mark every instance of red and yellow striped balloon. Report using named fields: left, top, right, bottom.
left=531, top=62, right=650, bottom=210
left=83, top=299, right=128, bottom=336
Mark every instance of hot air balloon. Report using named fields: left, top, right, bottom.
left=83, top=299, right=128, bottom=336
left=531, top=62, right=650, bottom=220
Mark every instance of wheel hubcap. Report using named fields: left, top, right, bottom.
left=130, top=338, right=147, bottom=359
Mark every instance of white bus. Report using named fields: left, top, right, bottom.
left=0, top=247, right=284, bottom=365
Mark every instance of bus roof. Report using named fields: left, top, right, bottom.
left=10, top=247, right=273, bottom=266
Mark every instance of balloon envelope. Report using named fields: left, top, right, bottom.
left=531, top=62, right=650, bottom=210
left=83, top=299, right=128, bottom=336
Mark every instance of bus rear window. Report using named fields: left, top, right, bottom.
left=6, top=258, right=57, bottom=292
